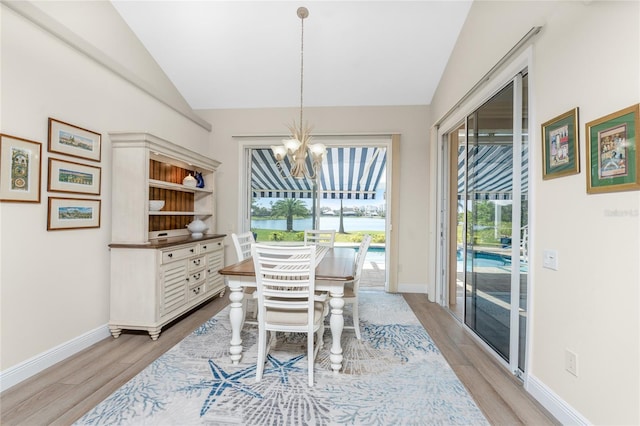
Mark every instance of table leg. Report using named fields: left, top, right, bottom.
left=228, top=282, right=245, bottom=364
left=329, top=290, right=345, bottom=373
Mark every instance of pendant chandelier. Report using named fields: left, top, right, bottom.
left=271, top=7, right=326, bottom=180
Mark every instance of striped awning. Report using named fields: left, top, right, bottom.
left=252, top=146, right=386, bottom=199
left=458, top=144, right=529, bottom=200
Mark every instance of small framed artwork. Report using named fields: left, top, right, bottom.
left=541, top=107, right=579, bottom=180
left=48, top=197, right=101, bottom=230
left=0, top=134, right=42, bottom=203
left=48, top=118, right=101, bottom=162
left=48, top=158, right=101, bottom=195
left=586, top=103, right=639, bottom=194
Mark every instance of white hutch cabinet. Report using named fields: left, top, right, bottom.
left=108, top=132, right=225, bottom=340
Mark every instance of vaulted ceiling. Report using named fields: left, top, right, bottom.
left=111, top=1, right=472, bottom=110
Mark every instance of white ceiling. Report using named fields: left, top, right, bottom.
left=111, top=1, right=472, bottom=110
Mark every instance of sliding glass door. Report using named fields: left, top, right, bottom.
left=448, top=73, right=529, bottom=374
left=243, top=138, right=391, bottom=289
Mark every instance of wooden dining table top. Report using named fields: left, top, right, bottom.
left=218, top=246, right=355, bottom=282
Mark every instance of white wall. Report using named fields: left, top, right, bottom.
left=430, top=1, right=639, bottom=424
left=0, top=2, right=211, bottom=372
left=197, top=106, right=430, bottom=291
left=5, top=1, right=637, bottom=423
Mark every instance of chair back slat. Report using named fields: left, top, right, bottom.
left=231, top=231, right=255, bottom=262
left=353, top=234, right=372, bottom=281
left=252, top=244, right=316, bottom=320
left=304, top=230, right=336, bottom=248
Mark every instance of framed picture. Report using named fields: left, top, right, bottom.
left=48, top=158, right=101, bottom=195
left=586, top=104, right=640, bottom=194
left=541, top=107, right=579, bottom=180
left=0, top=134, right=42, bottom=203
left=48, top=118, right=101, bottom=162
left=48, top=197, right=101, bottom=230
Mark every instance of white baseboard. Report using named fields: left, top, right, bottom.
left=397, top=283, right=428, bottom=293
left=526, top=373, right=589, bottom=425
left=0, top=324, right=111, bottom=393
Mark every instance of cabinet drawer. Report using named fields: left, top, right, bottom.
left=200, top=240, right=223, bottom=254
left=189, top=282, right=205, bottom=300
left=188, top=256, right=205, bottom=271
left=161, top=245, right=197, bottom=264
left=186, top=270, right=205, bottom=284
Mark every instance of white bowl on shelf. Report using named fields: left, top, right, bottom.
left=183, top=174, right=197, bottom=187
left=149, top=200, right=165, bottom=211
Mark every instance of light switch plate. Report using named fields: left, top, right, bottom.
left=543, top=249, right=559, bottom=270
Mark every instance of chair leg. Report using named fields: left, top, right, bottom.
left=318, top=321, right=325, bottom=350
left=248, top=298, right=258, bottom=320
left=256, top=326, right=267, bottom=382
left=353, top=301, right=361, bottom=340
left=307, top=331, right=314, bottom=387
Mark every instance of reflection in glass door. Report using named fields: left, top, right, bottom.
left=466, top=82, right=515, bottom=360
left=448, top=74, right=529, bottom=374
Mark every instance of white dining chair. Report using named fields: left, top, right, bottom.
left=230, top=232, right=258, bottom=324
left=343, top=234, right=372, bottom=340
left=304, top=229, right=336, bottom=248
left=231, top=231, right=255, bottom=262
left=252, top=243, right=325, bottom=387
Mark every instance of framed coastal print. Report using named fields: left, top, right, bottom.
left=47, top=197, right=101, bottom=230
left=586, top=104, right=639, bottom=194
left=0, top=134, right=42, bottom=203
left=541, top=108, right=579, bottom=180
left=48, top=158, right=101, bottom=195
left=48, top=118, right=101, bottom=162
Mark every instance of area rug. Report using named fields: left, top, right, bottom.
left=76, top=292, right=488, bottom=425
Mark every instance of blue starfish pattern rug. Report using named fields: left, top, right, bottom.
left=76, top=291, right=488, bottom=425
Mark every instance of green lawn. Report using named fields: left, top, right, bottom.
left=253, top=229, right=385, bottom=244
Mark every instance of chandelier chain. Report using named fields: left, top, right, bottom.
left=270, top=6, right=325, bottom=181
left=299, top=10, right=304, bottom=133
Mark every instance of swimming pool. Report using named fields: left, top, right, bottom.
left=457, top=249, right=528, bottom=272
left=354, top=245, right=386, bottom=263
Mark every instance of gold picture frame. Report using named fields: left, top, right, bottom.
left=0, top=133, right=42, bottom=203
left=541, top=108, right=580, bottom=180
left=586, top=104, right=640, bottom=194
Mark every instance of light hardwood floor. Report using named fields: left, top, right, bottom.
left=1, top=293, right=558, bottom=425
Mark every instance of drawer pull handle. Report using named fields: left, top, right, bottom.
left=193, top=259, right=201, bottom=266
left=203, top=245, right=207, bottom=249
left=190, top=248, right=195, bottom=253
left=193, top=287, right=201, bottom=295
left=193, top=273, right=201, bottom=280
left=168, top=253, right=173, bottom=258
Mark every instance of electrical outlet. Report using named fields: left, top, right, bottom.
left=565, top=350, right=578, bottom=376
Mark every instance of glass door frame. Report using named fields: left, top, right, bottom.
left=235, top=135, right=396, bottom=292
left=434, top=48, right=533, bottom=378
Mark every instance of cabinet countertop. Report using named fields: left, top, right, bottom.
left=109, top=234, right=226, bottom=249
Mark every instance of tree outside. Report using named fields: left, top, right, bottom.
left=269, top=199, right=309, bottom=231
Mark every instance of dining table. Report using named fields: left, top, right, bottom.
left=218, top=245, right=355, bottom=374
